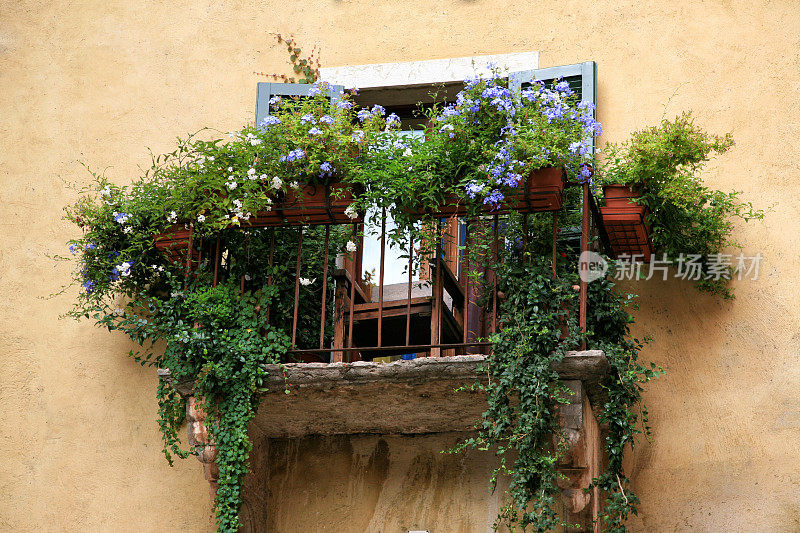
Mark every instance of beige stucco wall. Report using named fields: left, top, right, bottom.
left=2, top=1, right=799, bottom=531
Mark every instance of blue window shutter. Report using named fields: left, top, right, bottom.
left=254, top=82, right=345, bottom=127
left=509, top=61, right=597, bottom=154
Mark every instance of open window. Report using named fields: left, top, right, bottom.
left=252, top=57, right=599, bottom=363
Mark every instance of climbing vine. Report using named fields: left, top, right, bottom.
left=255, top=33, right=321, bottom=84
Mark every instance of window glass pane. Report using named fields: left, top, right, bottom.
left=361, top=130, right=425, bottom=285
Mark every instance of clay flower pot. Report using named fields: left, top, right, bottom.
left=602, top=184, right=640, bottom=208
left=405, top=166, right=566, bottom=218
left=599, top=184, right=654, bottom=261
left=248, top=181, right=362, bottom=227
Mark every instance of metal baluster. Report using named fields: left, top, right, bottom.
left=291, top=228, right=303, bottom=348
left=406, top=231, right=413, bottom=347
left=319, top=225, right=330, bottom=350
left=377, top=207, right=386, bottom=348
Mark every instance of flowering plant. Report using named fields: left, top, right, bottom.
left=367, top=70, right=600, bottom=216
left=79, top=83, right=400, bottom=237
left=597, top=112, right=764, bottom=297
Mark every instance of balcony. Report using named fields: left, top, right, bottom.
left=159, top=175, right=615, bottom=532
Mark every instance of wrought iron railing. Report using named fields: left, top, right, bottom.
left=163, top=173, right=611, bottom=363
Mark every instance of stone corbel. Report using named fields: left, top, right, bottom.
left=556, top=380, right=602, bottom=533
left=157, top=369, right=218, bottom=501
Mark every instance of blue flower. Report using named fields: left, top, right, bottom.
left=280, top=149, right=305, bottom=162
left=260, top=115, right=281, bottom=127
left=356, top=109, right=371, bottom=122
left=441, top=106, right=461, bottom=118
left=569, top=141, right=589, bottom=156
left=269, top=95, right=282, bottom=107
left=82, top=279, right=96, bottom=293
left=320, top=162, right=333, bottom=174
left=351, top=130, right=365, bottom=142
left=371, top=104, right=385, bottom=116
left=300, top=114, right=315, bottom=124
left=521, top=88, right=539, bottom=102
left=463, top=75, right=480, bottom=89
left=308, top=85, right=322, bottom=97
left=580, top=164, right=593, bottom=182
left=465, top=181, right=484, bottom=198
left=308, top=127, right=324, bottom=136
left=386, top=113, right=401, bottom=127
left=319, top=115, right=335, bottom=125
left=69, top=243, right=78, bottom=254
left=483, top=189, right=505, bottom=207
left=336, top=100, right=353, bottom=110
left=113, top=212, right=131, bottom=224
left=555, top=79, right=573, bottom=95
left=86, top=243, right=97, bottom=250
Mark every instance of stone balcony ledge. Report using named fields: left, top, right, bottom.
left=161, top=351, right=609, bottom=438
left=252, top=351, right=609, bottom=438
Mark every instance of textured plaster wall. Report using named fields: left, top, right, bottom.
left=260, top=433, right=510, bottom=533
left=2, top=0, right=799, bottom=531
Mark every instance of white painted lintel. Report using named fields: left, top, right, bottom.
left=320, top=51, right=539, bottom=89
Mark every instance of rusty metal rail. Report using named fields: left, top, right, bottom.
left=182, top=180, right=600, bottom=363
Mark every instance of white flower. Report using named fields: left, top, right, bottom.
left=244, top=274, right=252, bottom=281
left=197, top=214, right=206, bottom=223
left=299, top=277, right=316, bottom=286
left=113, top=307, right=124, bottom=316
left=344, top=204, right=359, bottom=219
left=227, top=181, right=238, bottom=191
left=117, top=262, right=132, bottom=277
left=346, top=240, right=357, bottom=252
left=290, top=181, right=299, bottom=189
left=208, top=156, right=215, bottom=161
left=271, top=176, right=283, bottom=190
left=167, top=211, right=177, bottom=223
left=250, top=138, right=262, bottom=146
left=247, top=168, right=256, bottom=177
left=260, top=174, right=269, bottom=181
left=227, top=166, right=233, bottom=172
left=233, top=199, right=243, bottom=210
left=122, top=226, right=133, bottom=234
left=403, top=148, right=413, bottom=157
left=99, top=186, right=112, bottom=198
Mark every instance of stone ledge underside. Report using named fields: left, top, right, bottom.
left=252, top=351, right=608, bottom=438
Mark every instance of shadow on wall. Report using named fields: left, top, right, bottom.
left=242, top=432, right=511, bottom=533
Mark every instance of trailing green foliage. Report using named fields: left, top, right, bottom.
left=446, top=212, right=662, bottom=531
left=598, top=112, right=764, bottom=298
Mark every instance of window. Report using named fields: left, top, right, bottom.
left=253, top=54, right=597, bottom=361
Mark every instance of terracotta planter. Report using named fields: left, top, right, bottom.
left=405, top=166, right=566, bottom=218
left=248, top=182, right=362, bottom=227
left=599, top=185, right=654, bottom=262
left=154, top=224, right=198, bottom=265
left=603, top=184, right=641, bottom=208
